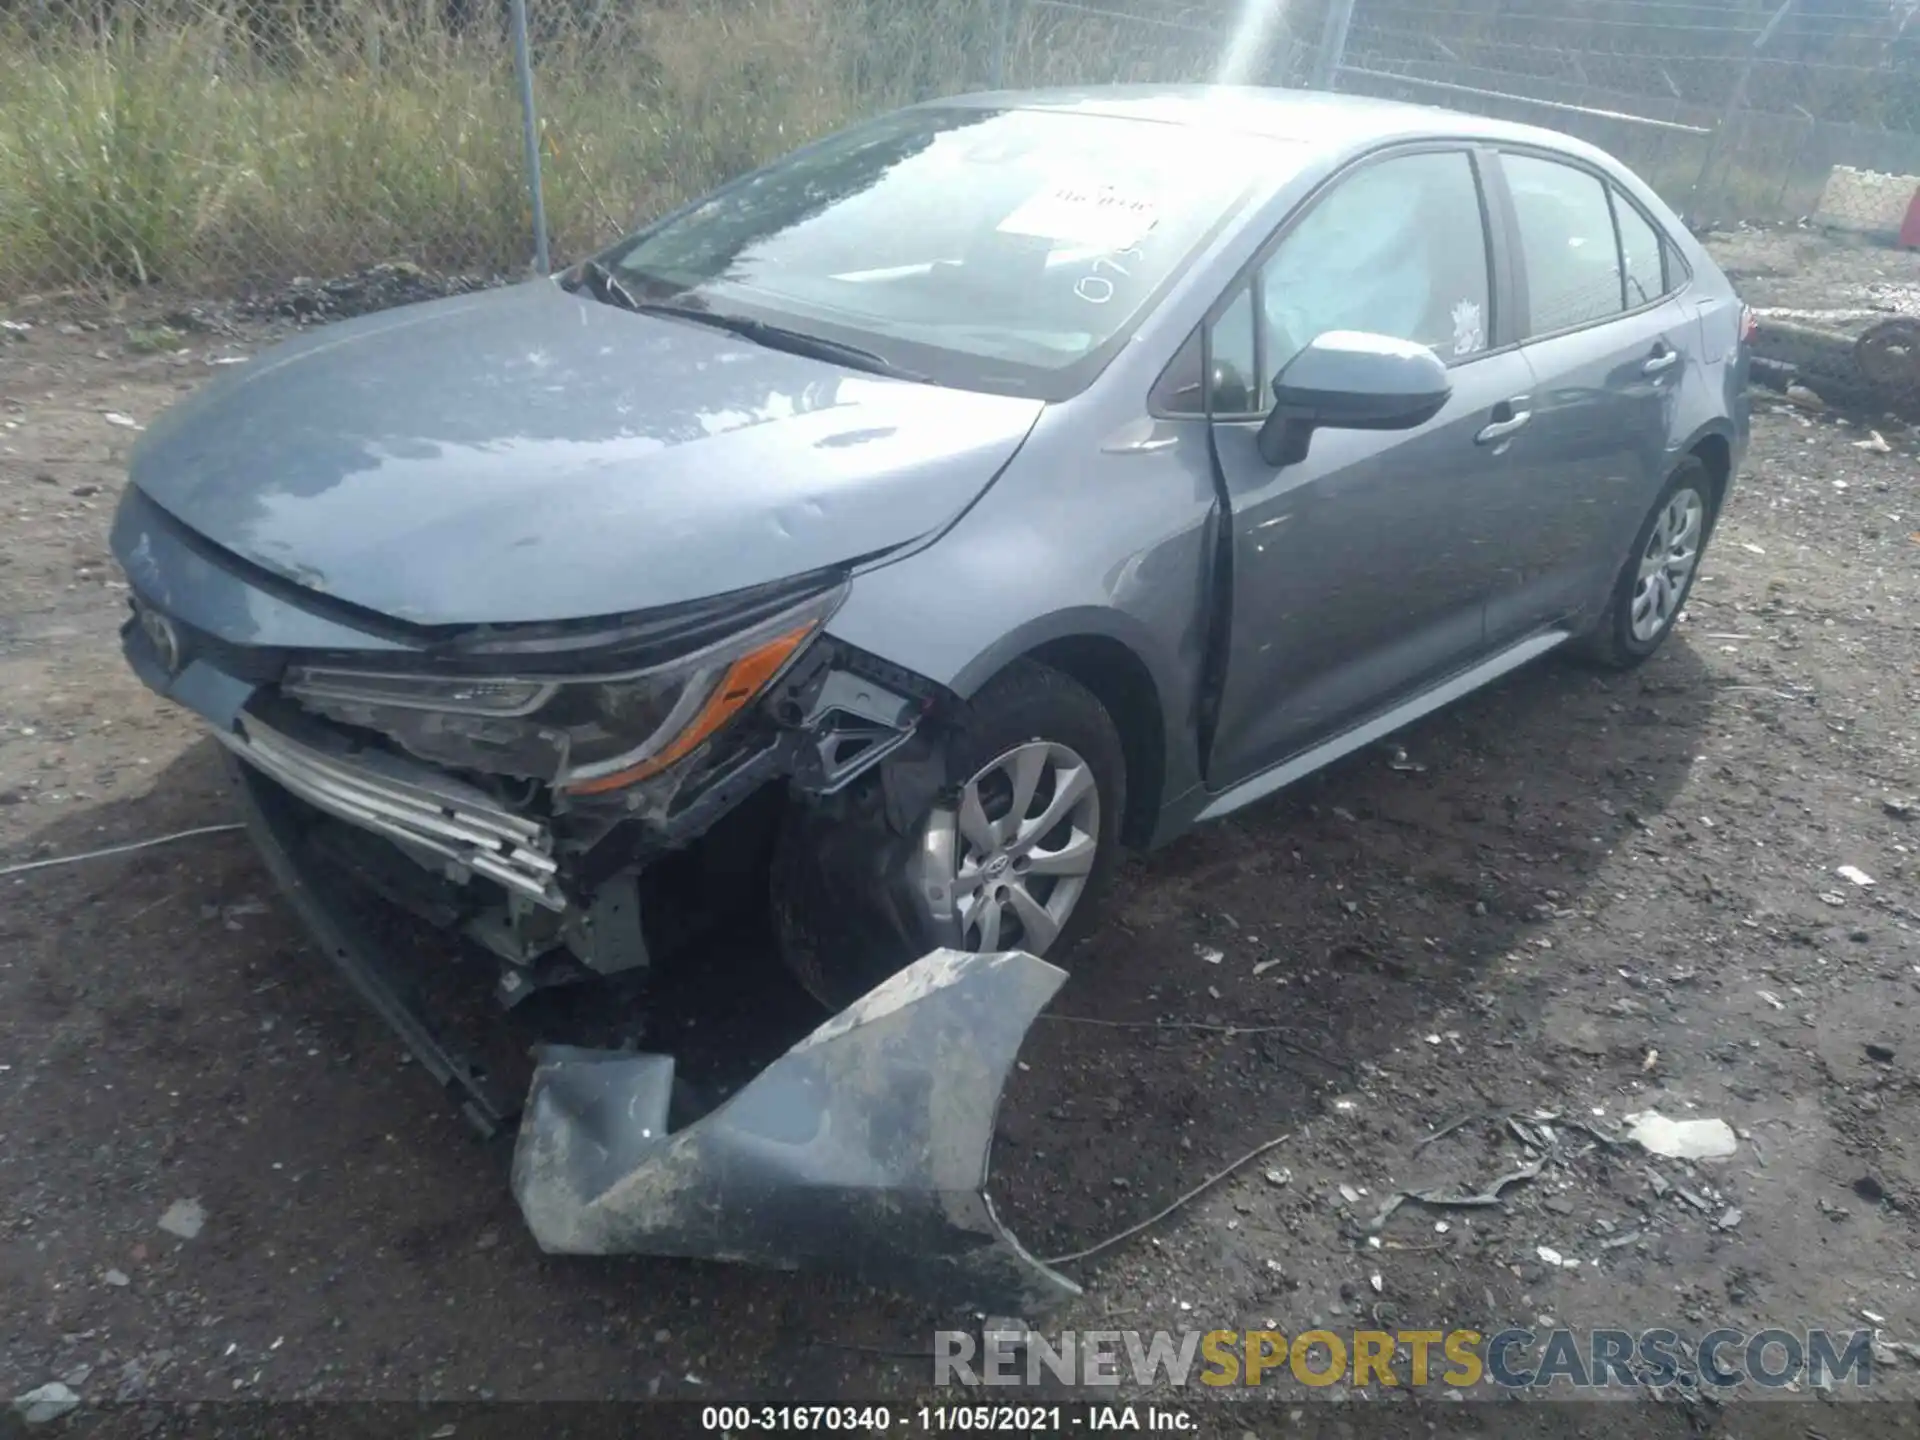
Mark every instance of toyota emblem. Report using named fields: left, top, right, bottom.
left=139, top=605, right=183, bottom=675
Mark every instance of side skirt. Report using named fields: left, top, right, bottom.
left=1194, top=628, right=1572, bottom=824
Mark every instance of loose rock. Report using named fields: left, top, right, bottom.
left=13, top=1383, right=79, bottom=1425
left=157, top=1198, right=205, bottom=1240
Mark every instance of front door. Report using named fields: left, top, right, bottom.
left=1202, top=147, right=1534, bottom=789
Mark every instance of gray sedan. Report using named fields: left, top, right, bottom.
left=111, top=85, right=1749, bottom=1301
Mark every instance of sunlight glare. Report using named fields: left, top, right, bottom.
left=1214, top=0, right=1292, bottom=86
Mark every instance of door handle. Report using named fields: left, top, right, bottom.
left=1475, top=403, right=1532, bottom=445
left=1642, top=345, right=1681, bottom=375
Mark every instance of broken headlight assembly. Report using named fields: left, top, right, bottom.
left=282, top=586, right=845, bottom=794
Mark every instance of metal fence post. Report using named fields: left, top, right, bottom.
left=509, top=0, right=551, bottom=275
left=990, top=0, right=1012, bottom=89
left=1311, top=0, right=1357, bottom=91
left=1684, top=0, right=1794, bottom=228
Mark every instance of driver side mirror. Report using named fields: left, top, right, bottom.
left=1256, top=331, right=1453, bottom=468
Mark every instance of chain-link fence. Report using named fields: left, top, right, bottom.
left=987, top=0, right=1920, bottom=225
left=1, top=0, right=1915, bottom=302
left=0, top=0, right=951, bottom=297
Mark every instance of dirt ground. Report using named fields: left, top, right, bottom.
left=2, top=231, right=1918, bottom=1423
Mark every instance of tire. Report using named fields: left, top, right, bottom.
left=1570, top=457, right=1718, bottom=672
left=771, top=658, right=1127, bottom=1010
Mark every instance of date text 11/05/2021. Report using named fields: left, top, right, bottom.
left=699, top=1407, right=1192, bottom=1432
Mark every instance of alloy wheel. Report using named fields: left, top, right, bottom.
left=922, top=740, right=1101, bottom=955
left=1630, top=486, right=1705, bottom=644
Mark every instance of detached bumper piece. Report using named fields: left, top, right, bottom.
left=214, top=712, right=563, bottom=910
left=511, top=949, right=1083, bottom=1315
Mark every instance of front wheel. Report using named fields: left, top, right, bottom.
left=1571, top=458, right=1717, bottom=671
left=771, top=659, right=1126, bottom=1010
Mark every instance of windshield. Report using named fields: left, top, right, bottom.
left=604, top=106, right=1302, bottom=399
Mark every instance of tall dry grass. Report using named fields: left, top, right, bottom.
left=0, top=0, right=926, bottom=296
left=0, top=0, right=1307, bottom=298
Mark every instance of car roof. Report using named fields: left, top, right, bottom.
left=927, top=84, right=1614, bottom=164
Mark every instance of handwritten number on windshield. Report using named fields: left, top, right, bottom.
left=1075, top=244, right=1144, bottom=305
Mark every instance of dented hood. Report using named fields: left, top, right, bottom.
left=126, top=281, right=1044, bottom=625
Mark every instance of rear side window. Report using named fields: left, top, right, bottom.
left=1612, top=191, right=1669, bottom=308
left=1503, top=152, right=1626, bottom=336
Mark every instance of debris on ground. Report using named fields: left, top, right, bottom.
left=241, top=263, right=495, bottom=323
left=1623, top=1112, right=1739, bottom=1160
left=1363, top=1156, right=1547, bottom=1233
left=0, top=823, right=245, bottom=880
left=156, top=1199, right=205, bottom=1240
left=12, top=1383, right=79, bottom=1425
left=1836, top=865, right=1876, bottom=887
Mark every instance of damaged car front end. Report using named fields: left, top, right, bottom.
left=106, top=89, right=1295, bottom=1309
left=112, top=483, right=1077, bottom=1309
left=103, top=233, right=1082, bottom=1307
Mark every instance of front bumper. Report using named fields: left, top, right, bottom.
left=229, top=749, right=1077, bottom=1312
left=514, top=950, right=1081, bottom=1314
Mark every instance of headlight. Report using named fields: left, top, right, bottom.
left=284, top=590, right=838, bottom=794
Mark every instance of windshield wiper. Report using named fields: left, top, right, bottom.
left=562, top=258, right=643, bottom=313
left=633, top=300, right=927, bottom=384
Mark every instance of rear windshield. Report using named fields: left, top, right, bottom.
left=606, top=105, right=1305, bottom=398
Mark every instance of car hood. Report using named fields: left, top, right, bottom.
left=127, top=281, right=1045, bottom=626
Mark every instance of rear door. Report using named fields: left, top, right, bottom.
left=1483, top=148, right=1693, bottom=645
left=1193, top=146, right=1537, bottom=788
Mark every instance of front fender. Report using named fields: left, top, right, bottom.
left=826, top=406, right=1224, bottom=843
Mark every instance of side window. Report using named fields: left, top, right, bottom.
left=1201, top=149, right=1492, bottom=414
left=1503, top=153, right=1626, bottom=335
left=1209, top=288, right=1259, bottom=414
left=1612, top=189, right=1668, bottom=309
left=1150, top=290, right=1257, bottom=416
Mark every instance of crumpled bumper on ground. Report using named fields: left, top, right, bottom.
left=510, top=949, right=1082, bottom=1315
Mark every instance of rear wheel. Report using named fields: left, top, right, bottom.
left=772, top=659, right=1126, bottom=1009
left=1571, top=457, right=1716, bottom=671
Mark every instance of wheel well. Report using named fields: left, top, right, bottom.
left=1025, top=635, right=1165, bottom=848
left=1690, top=433, right=1732, bottom=512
